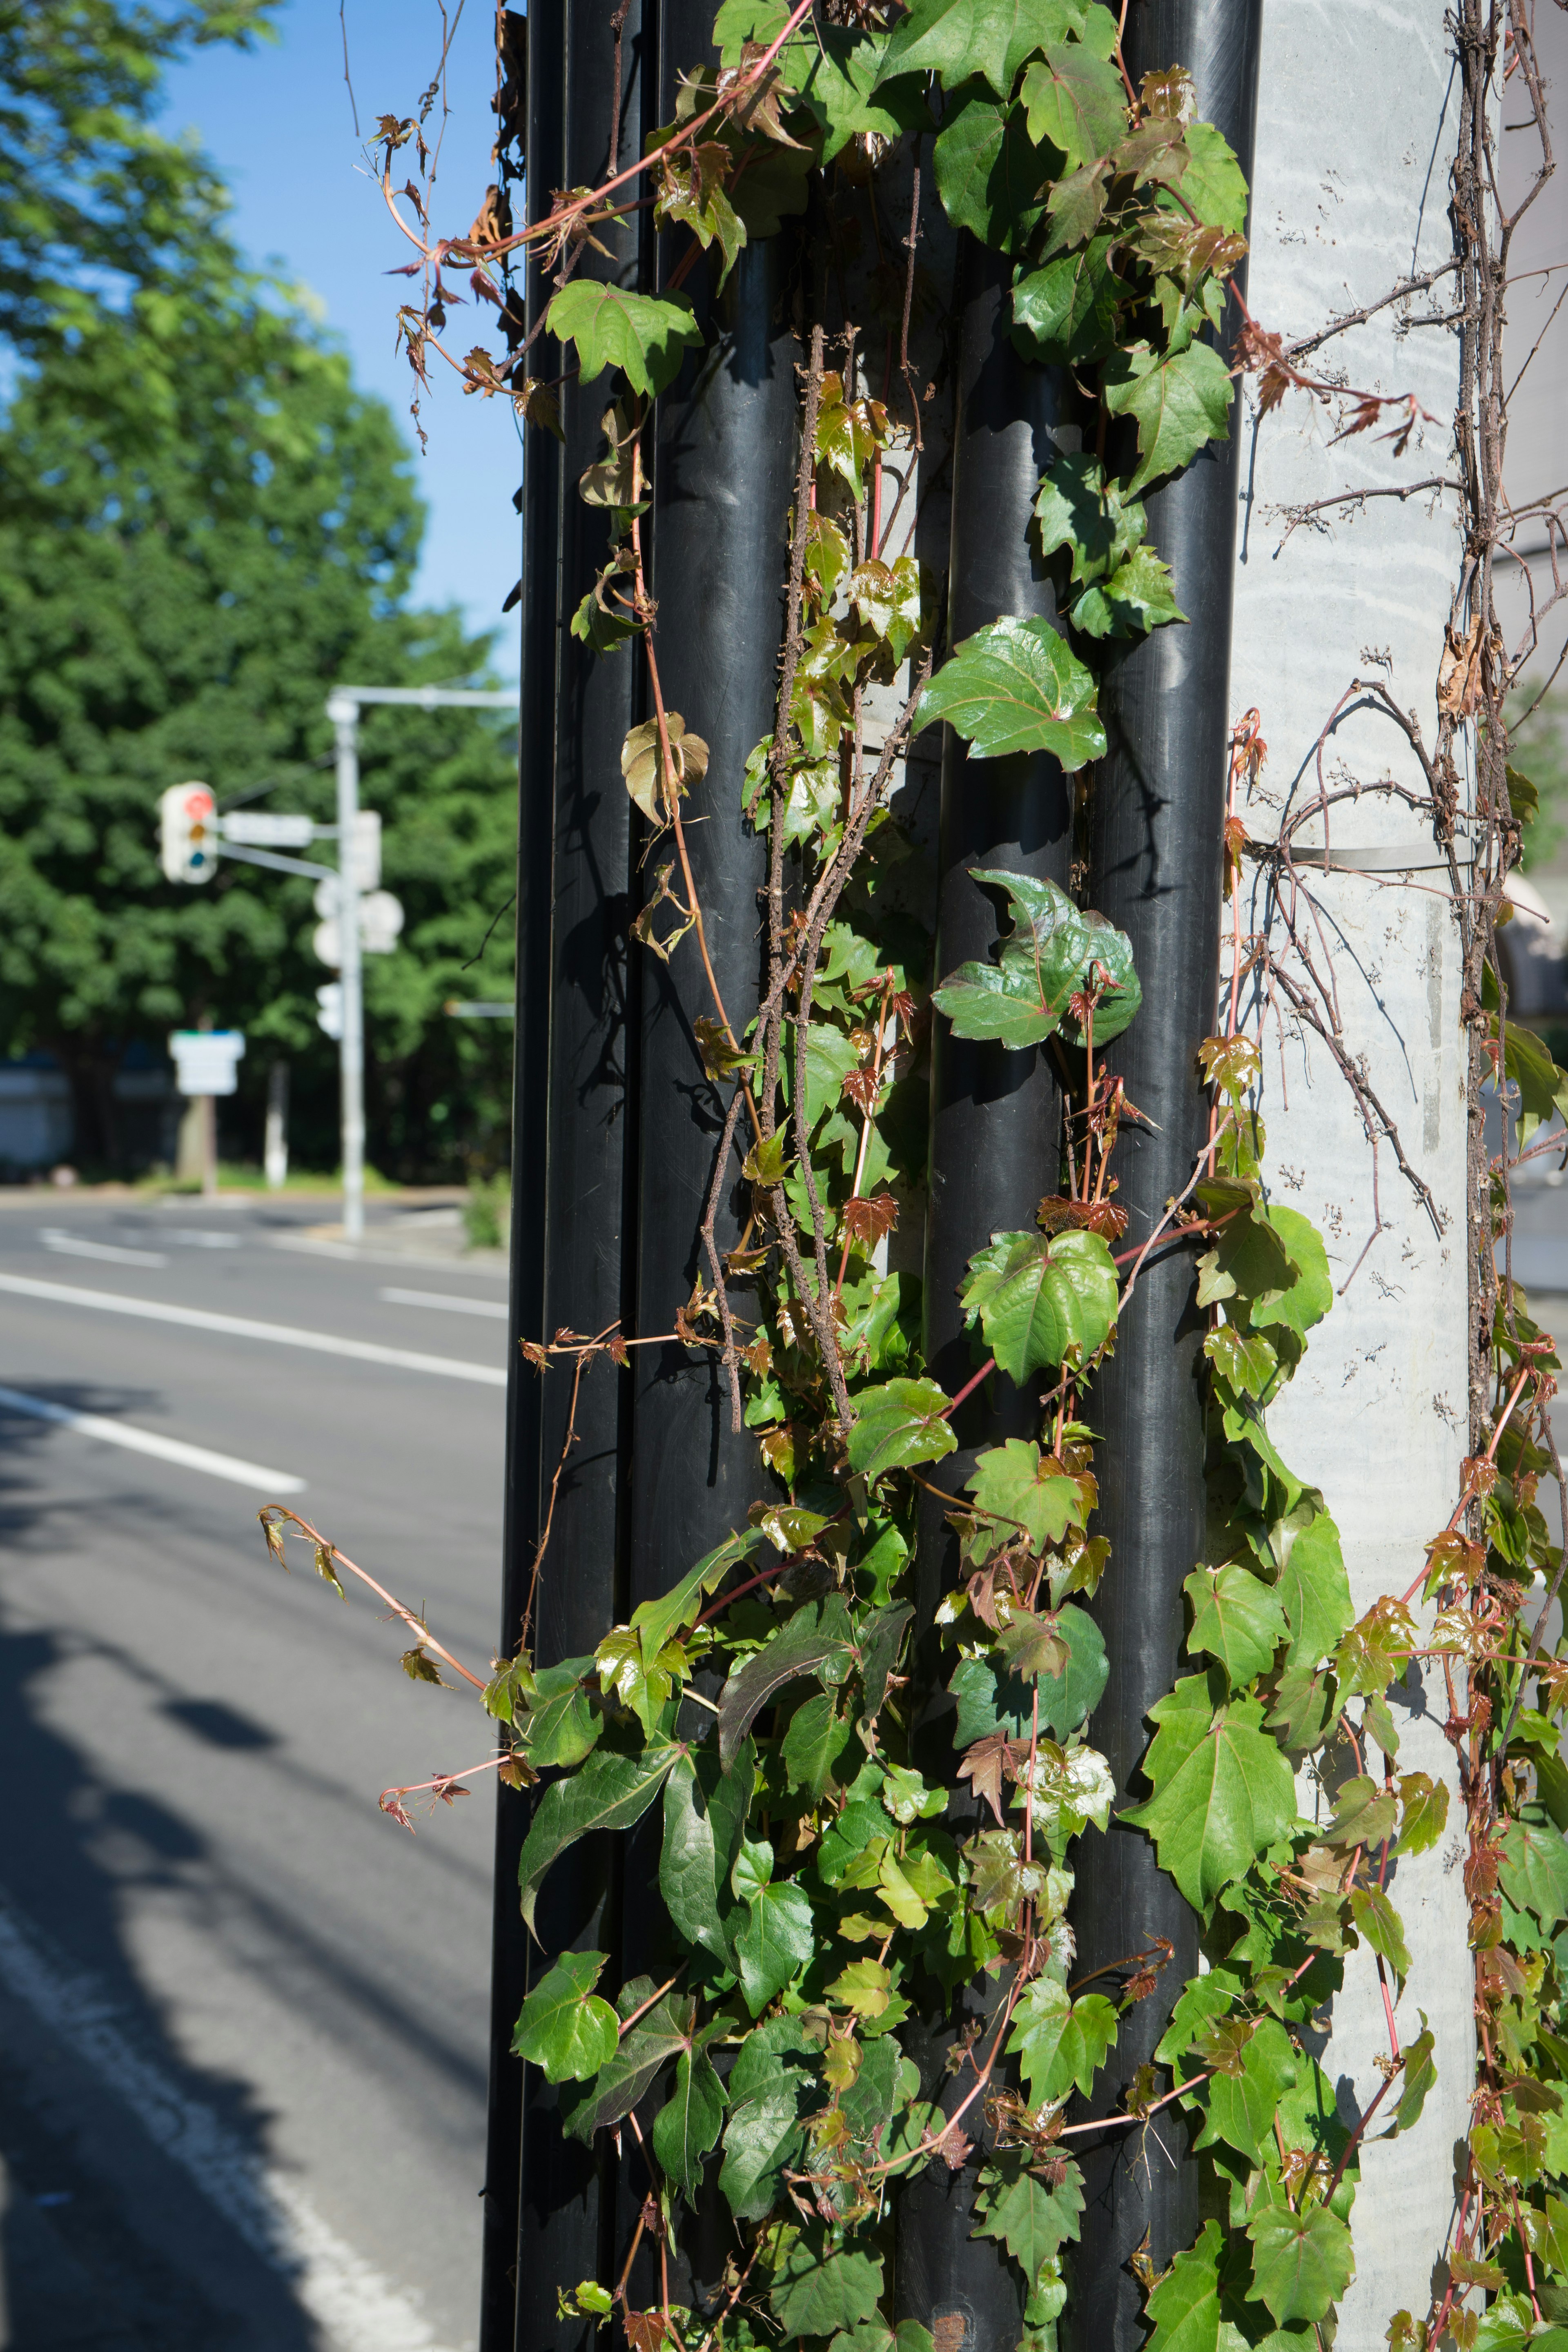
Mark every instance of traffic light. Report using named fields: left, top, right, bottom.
left=159, top=782, right=218, bottom=884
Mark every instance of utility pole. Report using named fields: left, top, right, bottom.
left=322, top=686, right=518, bottom=1243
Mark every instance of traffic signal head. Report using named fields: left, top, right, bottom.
left=159, top=782, right=218, bottom=884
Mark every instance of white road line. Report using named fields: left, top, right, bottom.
left=41, top=1228, right=168, bottom=1268
left=165, top=1229, right=243, bottom=1249
left=0, top=1273, right=507, bottom=1388
left=0, top=1888, right=462, bottom=2352
left=380, top=1287, right=509, bottom=1320
left=0, top=1385, right=304, bottom=1494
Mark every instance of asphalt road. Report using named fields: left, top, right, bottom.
left=0, top=1196, right=510, bottom=2352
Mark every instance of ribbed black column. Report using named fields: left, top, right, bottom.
left=480, top=1, right=563, bottom=2339
left=898, top=232, right=1070, bottom=2352
left=626, top=5, right=797, bottom=1639
left=1068, top=9, right=1262, bottom=2347
left=515, top=8, right=650, bottom=2352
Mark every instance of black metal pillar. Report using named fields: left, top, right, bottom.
left=899, top=232, right=1071, bottom=2352
left=1068, top=8, right=1262, bottom=2346
left=482, top=4, right=645, bottom=2347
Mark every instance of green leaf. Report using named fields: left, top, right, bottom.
left=546, top=283, right=703, bottom=397
left=1008, top=1977, right=1117, bottom=2101
left=561, top=1993, right=693, bottom=2140
left=846, top=1376, right=958, bottom=1485
left=1396, top=1771, right=1450, bottom=1858
left=789, top=1018, right=862, bottom=1131
left=1252, top=1207, right=1334, bottom=1336
left=1032, top=452, right=1146, bottom=584
left=1500, top=1818, right=1568, bottom=1926
left=1174, top=120, right=1249, bottom=231
left=1102, top=340, right=1233, bottom=494
left=838, top=2031, right=908, bottom=2140
left=878, top=0, right=1100, bottom=95
left=651, top=2045, right=727, bottom=2198
left=932, top=88, right=1053, bottom=249
left=974, top=2148, right=1085, bottom=2279
left=1183, top=1562, right=1287, bottom=1685
left=1122, top=1677, right=1297, bottom=1911
left=967, top=1438, right=1087, bottom=1551
left=782, top=1691, right=852, bottom=1800
left=1193, top=2016, right=1297, bottom=2163
left=717, top=1599, right=855, bottom=1770
left=660, top=1750, right=737, bottom=1961
left=631, top=1528, right=760, bottom=1664
left=1145, top=2218, right=1222, bottom=2352
left=858, top=1601, right=915, bottom=1722
left=1323, top=1774, right=1397, bottom=1852
left=735, top=1875, right=817, bottom=2013
left=1070, top=543, right=1186, bottom=640
left=917, top=617, right=1105, bottom=766
left=719, top=2019, right=813, bottom=2218
left=512, top=1950, right=621, bottom=2082
left=1203, top=1322, right=1278, bottom=1400
left=770, top=2238, right=885, bottom=2337
left=517, top=1659, right=602, bottom=1768
left=960, top=1227, right=1119, bottom=1381
left=519, top=1743, right=680, bottom=1933
left=1276, top=1510, right=1353, bottom=1671
left=1390, top=2022, right=1436, bottom=2135
left=1018, top=40, right=1125, bottom=166
left=949, top=1605, right=1107, bottom=1740
left=1246, top=2200, right=1355, bottom=2325
left=932, top=869, right=1089, bottom=1049
left=1012, top=237, right=1127, bottom=365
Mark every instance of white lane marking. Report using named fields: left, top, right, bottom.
left=165, top=1229, right=243, bottom=1249
left=0, top=1273, right=507, bottom=1388
left=270, top=1234, right=508, bottom=1276
left=0, top=1888, right=463, bottom=2352
left=41, top=1228, right=167, bottom=1268
left=380, top=1287, right=509, bottom=1321
left=0, top=1385, right=305, bottom=1494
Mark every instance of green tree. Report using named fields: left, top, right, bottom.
left=0, top=0, right=278, bottom=356
left=0, top=275, right=518, bottom=1177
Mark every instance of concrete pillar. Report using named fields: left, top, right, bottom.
left=1227, top=7, right=1473, bottom=2336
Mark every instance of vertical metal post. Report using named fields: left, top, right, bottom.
left=1069, top=8, right=1261, bottom=2345
left=900, top=230, right=1070, bottom=2352
left=329, top=692, right=366, bottom=1243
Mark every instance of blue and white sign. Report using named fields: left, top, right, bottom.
left=169, top=1030, right=246, bottom=1098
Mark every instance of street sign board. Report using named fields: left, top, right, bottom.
left=169, top=1030, right=245, bottom=1098
left=222, top=812, right=315, bottom=848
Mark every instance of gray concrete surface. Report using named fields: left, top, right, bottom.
left=0, top=1196, right=510, bottom=2350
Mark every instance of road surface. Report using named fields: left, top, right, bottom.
left=0, top=1196, right=509, bottom=2351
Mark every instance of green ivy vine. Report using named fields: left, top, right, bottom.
left=285, top=8, right=1568, bottom=2352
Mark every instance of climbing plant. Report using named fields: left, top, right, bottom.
left=265, top=4, right=1568, bottom=2351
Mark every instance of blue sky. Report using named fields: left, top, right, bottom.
left=162, top=1, right=523, bottom=679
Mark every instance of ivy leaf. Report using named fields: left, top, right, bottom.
left=651, top=2046, right=727, bottom=2198
left=519, top=1743, right=680, bottom=1933
left=1203, top=1323, right=1278, bottom=1401
left=1183, top=1563, right=1287, bottom=1686
left=858, top=1601, right=915, bottom=1722
left=516, top=1659, right=602, bottom=1768
left=1390, top=2022, right=1437, bottom=2136
left=1008, top=1977, right=1117, bottom=2101
left=950, top=1606, right=1107, bottom=1741
left=735, top=1875, right=817, bottom=2013
left=1025, top=1739, right=1115, bottom=1849
left=511, top=1950, right=621, bottom=2083
left=917, top=616, right=1104, bottom=766
left=1102, top=340, right=1233, bottom=494
left=932, top=869, right=1089, bottom=1049
left=660, top=1750, right=738, bottom=1962
left=846, top=1376, right=958, bottom=1485
left=960, top=1227, right=1119, bottom=1380
left=1252, top=1207, right=1334, bottom=1336
left=1334, top=1595, right=1418, bottom=1699
left=827, top=1956, right=895, bottom=2018
left=1276, top=1510, right=1353, bottom=1672
left=1396, top=1771, right=1450, bottom=1858
left=1070, top=544, right=1186, bottom=640
left=878, top=0, right=1099, bottom=96
left=1174, top=119, right=1249, bottom=232
left=1246, top=2201, right=1355, bottom=2325
left=719, top=2019, right=813, bottom=2217
left=770, top=2238, right=885, bottom=2337
left=1122, top=1677, right=1297, bottom=1911
left=967, top=1438, right=1088, bottom=1552
left=782, top=1690, right=852, bottom=1799
left=1193, top=2016, right=1297, bottom=2163
left=561, top=1993, right=694, bottom=2140
left=1041, top=157, right=1111, bottom=253
left=718, top=1600, right=857, bottom=1769
left=1012, top=237, right=1127, bottom=366
left=546, top=283, right=703, bottom=397
left=1348, top=1885, right=1410, bottom=1982
left=1499, top=1819, right=1568, bottom=1925
left=1018, top=41, right=1126, bottom=166
left=973, top=2148, right=1084, bottom=2280
left=631, top=1528, right=760, bottom=1664
left=1145, top=2218, right=1221, bottom=2352
left=596, top=1623, right=682, bottom=1733
left=1032, top=452, right=1145, bottom=584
